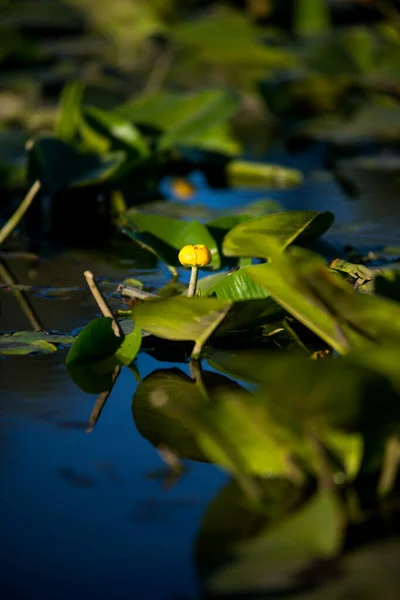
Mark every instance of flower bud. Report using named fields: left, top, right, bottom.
left=178, top=244, right=212, bottom=267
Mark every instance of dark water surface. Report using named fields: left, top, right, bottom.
left=1, top=152, right=400, bottom=599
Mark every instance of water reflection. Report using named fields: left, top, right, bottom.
left=1, top=151, right=400, bottom=599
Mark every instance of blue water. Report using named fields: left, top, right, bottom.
left=1, top=149, right=400, bottom=599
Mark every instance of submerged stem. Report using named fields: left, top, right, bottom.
left=86, top=365, right=121, bottom=433
left=0, top=258, right=43, bottom=331
left=0, top=180, right=41, bottom=247
left=187, top=266, right=198, bottom=297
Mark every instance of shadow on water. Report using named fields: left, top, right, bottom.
left=1, top=151, right=400, bottom=599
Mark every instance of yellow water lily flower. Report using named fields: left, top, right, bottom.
left=178, top=244, right=212, bottom=268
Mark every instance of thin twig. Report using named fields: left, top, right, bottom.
left=0, top=180, right=41, bottom=247
left=86, top=365, right=122, bottom=433
left=84, top=270, right=123, bottom=337
left=0, top=251, right=40, bottom=262
left=0, top=257, right=43, bottom=331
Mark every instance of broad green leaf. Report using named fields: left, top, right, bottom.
left=170, top=8, right=298, bottom=76
left=124, top=212, right=220, bottom=269
left=223, top=210, right=334, bottom=260
left=294, top=251, right=400, bottom=347
left=82, top=106, right=149, bottom=157
left=244, top=258, right=356, bottom=353
left=133, top=296, right=232, bottom=358
left=55, top=80, right=84, bottom=143
left=66, top=317, right=121, bottom=367
left=158, top=89, right=240, bottom=151
left=27, top=136, right=125, bottom=192
left=0, top=331, right=74, bottom=356
left=66, top=317, right=140, bottom=393
left=118, top=88, right=240, bottom=152
left=66, top=317, right=122, bottom=393
left=227, top=160, right=303, bottom=189
left=204, top=490, right=343, bottom=596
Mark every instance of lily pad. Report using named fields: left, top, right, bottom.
left=0, top=331, right=74, bottom=356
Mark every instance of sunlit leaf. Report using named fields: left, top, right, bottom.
left=227, top=160, right=303, bottom=189
left=133, top=296, right=232, bottom=358
left=223, top=210, right=334, bottom=259
left=55, top=80, right=85, bottom=143
left=82, top=106, right=149, bottom=156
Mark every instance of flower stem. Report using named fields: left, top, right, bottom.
left=187, top=266, right=198, bottom=297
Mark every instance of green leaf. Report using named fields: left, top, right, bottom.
left=293, top=0, right=331, bottom=38
left=170, top=8, right=298, bottom=77
left=133, top=296, right=232, bottom=358
left=227, top=160, right=303, bottom=189
left=158, top=89, right=240, bottom=151
left=0, top=331, right=74, bottom=356
left=243, top=257, right=355, bottom=354
left=223, top=210, right=334, bottom=260
left=116, top=326, right=142, bottom=366
left=28, top=136, right=125, bottom=192
left=66, top=317, right=140, bottom=393
left=119, top=88, right=240, bottom=152
left=55, top=80, right=85, bottom=143
left=196, top=477, right=305, bottom=580
left=154, top=378, right=298, bottom=487
left=201, top=267, right=269, bottom=301
left=124, top=212, right=221, bottom=269
left=82, top=106, right=149, bottom=157
left=204, top=490, right=343, bottom=597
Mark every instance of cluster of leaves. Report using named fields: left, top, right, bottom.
left=3, top=1, right=400, bottom=201
left=64, top=205, right=400, bottom=595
